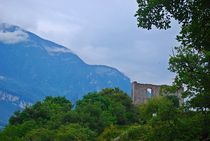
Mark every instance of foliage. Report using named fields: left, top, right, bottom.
left=165, top=95, right=180, bottom=108
left=9, top=96, right=72, bottom=126
left=24, top=128, right=54, bottom=141
left=136, top=0, right=210, bottom=109
left=97, top=125, right=125, bottom=141
left=136, top=1, right=210, bottom=139
left=138, top=96, right=178, bottom=123
left=0, top=88, right=210, bottom=140
left=98, top=125, right=152, bottom=141
left=75, top=88, right=138, bottom=133
left=98, top=95, right=210, bottom=141
left=55, top=124, right=96, bottom=141
left=117, top=97, right=207, bottom=141
left=119, top=125, right=152, bottom=141
left=136, top=97, right=179, bottom=140
left=0, top=88, right=139, bottom=140
left=159, top=85, right=181, bottom=108
left=0, top=96, right=78, bottom=140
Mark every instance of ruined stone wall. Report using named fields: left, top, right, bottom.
left=131, top=81, right=183, bottom=105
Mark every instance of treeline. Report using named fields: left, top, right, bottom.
left=0, top=88, right=209, bottom=141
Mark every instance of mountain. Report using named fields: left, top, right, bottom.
left=0, top=23, right=131, bottom=126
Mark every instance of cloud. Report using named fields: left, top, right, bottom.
left=35, top=20, right=83, bottom=48
left=0, top=29, right=28, bottom=44
left=44, top=46, right=73, bottom=55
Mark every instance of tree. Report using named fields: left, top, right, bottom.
left=0, top=96, right=73, bottom=140
left=55, top=124, right=96, bottom=141
left=138, top=96, right=178, bottom=124
left=135, top=0, right=210, bottom=139
left=9, top=96, right=72, bottom=126
left=75, top=88, right=137, bottom=133
left=24, top=128, right=54, bottom=141
left=135, top=0, right=210, bottom=110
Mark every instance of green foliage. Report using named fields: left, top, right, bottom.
left=75, top=88, right=138, bottom=133
left=9, top=96, right=72, bottom=126
left=165, top=95, right=179, bottom=108
left=24, top=128, right=54, bottom=141
left=0, top=96, right=75, bottom=140
left=136, top=1, right=210, bottom=139
left=138, top=96, right=178, bottom=124
left=97, top=125, right=125, bottom=141
left=55, top=124, right=96, bottom=141
left=116, top=97, right=208, bottom=141
left=97, top=125, right=152, bottom=141
left=119, top=125, right=152, bottom=141
left=169, top=2, right=210, bottom=107
left=0, top=89, right=210, bottom=140
left=160, top=85, right=179, bottom=95
left=0, top=89, right=139, bottom=140
left=136, top=0, right=210, bottom=140
left=0, top=120, right=37, bottom=141
left=136, top=0, right=210, bottom=110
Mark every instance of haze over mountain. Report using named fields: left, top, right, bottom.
left=0, top=23, right=131, bottom=127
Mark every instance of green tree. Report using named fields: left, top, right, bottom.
left=97, top=125, right=124, bottom=141
left=75, top=88, right=138, bottom=133
left=136, top=1, right=210, bottom=139
left=136, top=97, right=204, bottom=141
left=55, top=124, right=96, bottom=141
left=119, top=125, right=152, bottom=141
left=24, top=128, right=54, bottom=141
left=135, top=0, right=210, bottom=109
left=0, top=120, right=37, bottom=141
left=0, top=97, right=73, bottom=140
left=138, top=96, right=178, bottom=124
left=0, top=89, right=139, bottom=140
left=9, top=96, right=72, bottom=126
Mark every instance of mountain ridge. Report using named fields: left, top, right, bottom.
left=0, top=23, right=131, bottom=126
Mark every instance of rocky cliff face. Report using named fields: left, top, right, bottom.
left=0, top=90, right=31, bottom=108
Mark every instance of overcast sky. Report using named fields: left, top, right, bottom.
left=0, top=0, right=180, bottom=85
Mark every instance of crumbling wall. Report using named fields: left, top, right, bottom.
left=131, top=81, right=183, bottom=105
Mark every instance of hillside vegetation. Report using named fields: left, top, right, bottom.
left=0, top=88, right=209, bottom=141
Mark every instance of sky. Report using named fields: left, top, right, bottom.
left=0, top=0, right=180, bottom=85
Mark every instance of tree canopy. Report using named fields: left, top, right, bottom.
left=136, top=0, right=210, bottom=140
left=0, top=88, right=139, bottom=141
left=0, top=88, right=209, bottom=140
left=136, top=0, right=210, bottom=110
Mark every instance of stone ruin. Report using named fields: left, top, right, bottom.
left=131, top=81, right=184, bottom=105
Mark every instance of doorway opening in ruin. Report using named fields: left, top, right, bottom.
left=146, top=88, right=152, bottom=98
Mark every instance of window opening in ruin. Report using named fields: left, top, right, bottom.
left=146, top=88, right=152, bottom=98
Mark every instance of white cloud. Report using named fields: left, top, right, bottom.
left=0, top=30, right=28, bottom=44
left=44, top=46, right=73, bottom=55
left=35, top=20, right=83, bottom=48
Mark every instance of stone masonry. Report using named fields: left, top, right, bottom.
left=131, top=81, right=183, bottom=105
